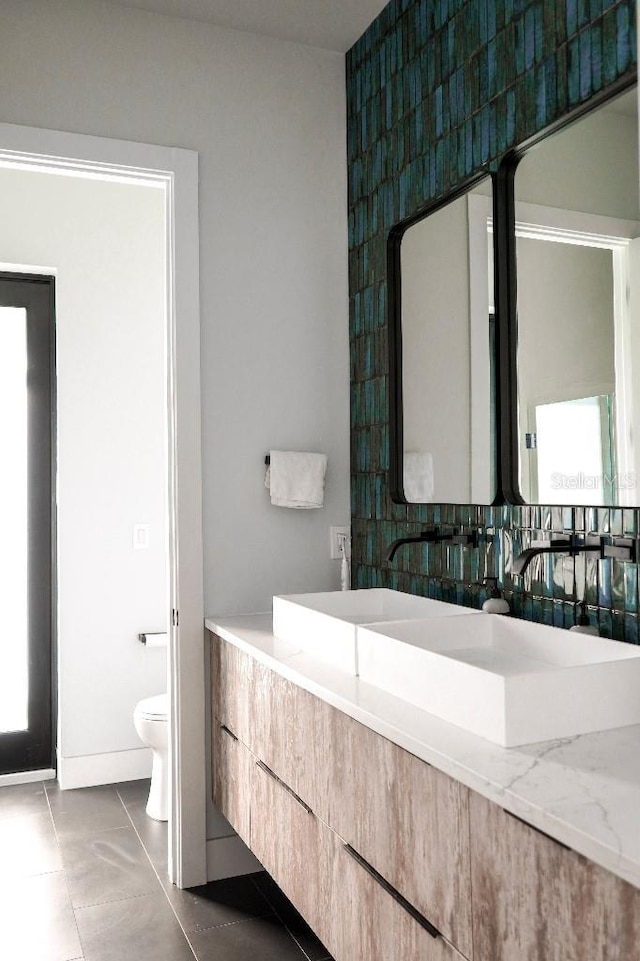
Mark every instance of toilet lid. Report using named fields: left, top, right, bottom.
left=137, top=693, right=168, bottom=719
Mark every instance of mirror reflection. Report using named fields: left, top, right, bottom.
left=515, top=85, right=639, bottom=506
left=398, top=178, right=495, bottom=504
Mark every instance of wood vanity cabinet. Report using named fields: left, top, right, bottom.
left=250, top=742, right=468, bottom=961
left=211, top=632, right=640, bottom=961
left=470, top=792, right=640, bottom=961
left=224, top=637, right=473, bottom=953
left=211, top=717, right=252, bottom=845
left=211, top=634, right=473, bottom=960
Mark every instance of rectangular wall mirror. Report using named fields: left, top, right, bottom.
left=390, top=176, right=497, bottom=504
left=514, top=83, right=639, bottom=506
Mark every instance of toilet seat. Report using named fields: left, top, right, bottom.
left=136, top=693, right=168, bottom=721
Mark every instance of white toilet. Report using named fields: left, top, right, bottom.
left=133, top=693, right=169, bottom=821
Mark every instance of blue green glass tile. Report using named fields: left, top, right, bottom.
left=579, top=27, right=592, bottom=99
left=347, top=0, right=637, bottom=638
left=567, top=0, right=579, bottom=34
left=624, top=562, right=638, bottom=613
left=551, top=601, right=564, bottom=627
left=598, top=607, right=613, bottom=637
left=599, top=557, right=612, bottom=607
left=514, top=17, right=526, bottom=75
left=609, top=508, right=623, bottom=536
left=602, top=6, right=619, bottom=84
left=551, top=506, right=563, bottom=530
left=555, top=41, right=568, bottom=110
left=567, top=34, right=581, bottom=102
left=624, top=613, right=639, bottom=644
left=525, top=6, right=537, bottom=69
left=617, top=1, right=632, bottom=74
left=611, top=558, right=626, bottom=610
left=590, top=20, right=603, bottom=89
left=534, top=61, right=547, bottom=125
left=578, top=0, right=590, bottom=28
left=584, top=555, right=600, bottom=605
left=585, top=506, right=598, bottom=533
left=540, top=598, right=554, bottom=625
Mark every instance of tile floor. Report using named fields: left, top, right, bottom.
left=0, top=777, right=334, bottom=961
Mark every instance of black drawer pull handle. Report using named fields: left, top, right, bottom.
left=256, top=760, right=313, bottom=815
left=220, top=724, right=238, bottom=742
left=503, top=809, right=571, bottom=852
left=343, top=844, right=441, bottom=939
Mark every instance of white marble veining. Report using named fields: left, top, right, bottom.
left=206, top=612, right=640, bottom=889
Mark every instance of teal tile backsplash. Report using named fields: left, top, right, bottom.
left=347, top=0, right=638, bottom=641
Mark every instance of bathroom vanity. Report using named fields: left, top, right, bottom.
left=206, top=610, right=640, bottom=961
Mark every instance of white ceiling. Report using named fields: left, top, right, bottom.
left=107, top=0, right=389, bottom=52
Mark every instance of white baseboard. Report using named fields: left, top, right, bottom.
left=58, top=747, right=152, bottom=790
left=206, top=835, right=263, bottom=881
left=0, top=768, right=56, bottom=787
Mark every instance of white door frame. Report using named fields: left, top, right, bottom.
left=0, top=121, right=206, bottom=888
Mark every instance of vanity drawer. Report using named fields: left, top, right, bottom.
left=470, top=792, right=640, bottom=961
left=250, top=755, right=331, bottom=945
left=212, top=635, right=330, bottom=814
left=249, top=657, right=332, bottom=818
left=211, top=634, right=255, bottom=747
left=326, top=709, right=473, bottom=958
left=251, top=754, right=465, bottom=961
left=212, top=716, right=252, bottom=845
left=327, top=830, right=469, bottom=961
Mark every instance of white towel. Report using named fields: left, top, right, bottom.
left=266, top=450, right=328, bottom=509
left=403, top=451, right=434, bottom=502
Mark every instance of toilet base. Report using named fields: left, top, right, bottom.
left=146, top=750, right=168, bottom=821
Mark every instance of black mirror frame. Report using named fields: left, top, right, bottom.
left=388, top=71, right=638, bottom=509
left=500, top=72, right=637, bottom=507
left=387, top=170, right=507, bottom=506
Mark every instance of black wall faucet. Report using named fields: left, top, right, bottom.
left=511, top=535, right=604, bottom=577
left=386, top=527, right=479, bottom=563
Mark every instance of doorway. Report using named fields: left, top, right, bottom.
left=0, top=274, right=55, bottom=775
left=0, top=122, right=204, bottom=888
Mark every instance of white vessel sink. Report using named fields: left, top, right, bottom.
left=273, top=589, right=477, bottom=673
left=357, top=614, right=640, bottom=746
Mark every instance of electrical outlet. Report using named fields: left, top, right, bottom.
left=330, top=525, right=350, bottom=559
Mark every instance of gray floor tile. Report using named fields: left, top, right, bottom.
left=46, top=783, right=130, bottom=839
left=0, top=780, right=49, bottom=819
left=60, top=825, right=159, bottom=908
left=251, top=873, right=334, bottom=961
left=75, top=892, right=195, bottom=961
left=115, top=779, right=151, bottom=808
left=122, top=795, right=168, bottom=876
left=0, top=870, right=83, bottom=961
left=188, top=915, right=309, bottom=961
left=0, top=810, right=63, bottom=877
left=166, top=874, right=274, bottom=933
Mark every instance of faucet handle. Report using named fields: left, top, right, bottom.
left=602, top=537, right=637, bottom=562
left=451, top=529, right=480, bottom=548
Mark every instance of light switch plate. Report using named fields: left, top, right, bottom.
left=133, top=524, right=150, bottom=550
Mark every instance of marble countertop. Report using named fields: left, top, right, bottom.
left=205, top=612, right=640, bottom=890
